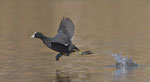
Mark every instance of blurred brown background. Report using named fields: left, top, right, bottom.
left=1, top=0, right=150, bottom=82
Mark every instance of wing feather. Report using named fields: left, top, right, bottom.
left=51, top=17, right=75, bottom=45
left=58, top=17, right=74, bottom=40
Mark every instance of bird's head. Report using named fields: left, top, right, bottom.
left=31, top=32, right=45, bottom=39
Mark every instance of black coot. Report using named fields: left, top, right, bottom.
left=31, top=17, right=80, bottom=61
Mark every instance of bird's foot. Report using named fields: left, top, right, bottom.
left=81, top=51, right=93, bottom=55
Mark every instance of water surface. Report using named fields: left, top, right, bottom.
left=1, top=0, right=150, bottom=82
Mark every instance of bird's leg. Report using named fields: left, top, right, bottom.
left=56, top=53, right=62, bottom=61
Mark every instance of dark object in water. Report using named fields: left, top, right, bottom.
left=112, top=53, right=137, bottom=67
left=31, top=17, right=80, bottom=61
left=81, top=51, right=93, bottom=55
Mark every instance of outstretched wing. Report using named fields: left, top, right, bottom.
left=58, top=17, right=74, bottom=40
left=51, top=17, right=75, bottom=46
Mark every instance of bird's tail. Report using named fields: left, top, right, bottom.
left=74, top=45, right=80, bottom=51
left=69, top=44, right=80, bottom=52
left=69, top=45, right=93, bottom=55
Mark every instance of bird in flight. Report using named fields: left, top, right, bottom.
left=31, top=17, right=80, bottom=61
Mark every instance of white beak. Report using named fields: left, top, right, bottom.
left=31, top=32, right=37, bottom=38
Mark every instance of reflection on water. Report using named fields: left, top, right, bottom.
left=1, top=0, right=150, bottom=82
left=115, top=66, right=137, bottom=77
left=114, top=67, right=137, bottom=82
left=56, top=70, right=71, bottom=82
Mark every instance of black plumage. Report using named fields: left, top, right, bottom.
left=31, top=17, right=80, bottom=61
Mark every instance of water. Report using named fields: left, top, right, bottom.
left=109, top=53, right=138, bottom=80
left=1, top=0, right=150, bottom=82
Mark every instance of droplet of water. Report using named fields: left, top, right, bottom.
left=111, top=53, right=137, bottom=67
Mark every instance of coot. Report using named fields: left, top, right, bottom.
left=31, top=17, right=80, bottom=61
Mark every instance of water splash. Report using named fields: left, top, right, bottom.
left=111, top=53, right=137, bottom=67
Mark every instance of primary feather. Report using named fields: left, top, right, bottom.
left=51, top=17, right=75, bottom=46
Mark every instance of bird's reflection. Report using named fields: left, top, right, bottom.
left=55, top=70, right=72, bottom=82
